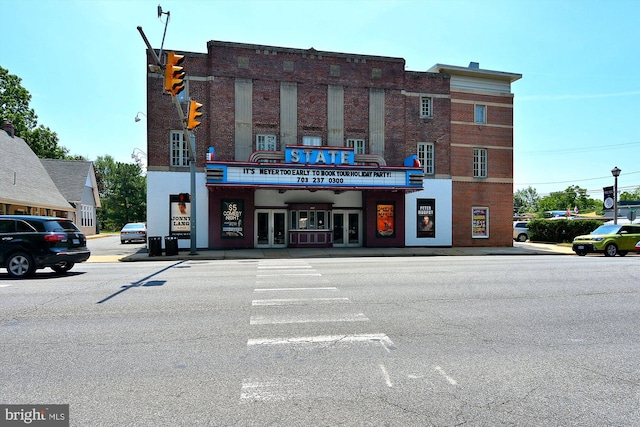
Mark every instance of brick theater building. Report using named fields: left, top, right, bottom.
left=144, top=41, right=521, bottom=250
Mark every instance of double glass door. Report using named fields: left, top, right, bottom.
left=255, top=209, right=287, bottom=248
left=333, top=210, right=361, bottom=247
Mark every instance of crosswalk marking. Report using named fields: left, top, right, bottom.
left=247, top=333, right=396, bottom=349
left=252, top=297, right=351, bottom=306
left=250, top=312, right=369, bottom=325
left=243, top=259, right=397, bottom=402
left=254, top=287, right=337, bottom=292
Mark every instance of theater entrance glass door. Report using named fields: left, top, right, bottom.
left=332, top=210, right=361, bottom=247
left=255, top=209, right=287, bottom=248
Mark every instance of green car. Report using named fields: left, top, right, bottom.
left=572, top=224, right=640, bottom=256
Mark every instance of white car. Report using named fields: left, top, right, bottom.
left=513, top=221, right=529, bottom=242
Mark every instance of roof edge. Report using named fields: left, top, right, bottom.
left=428, top=63, right=522, bottom=83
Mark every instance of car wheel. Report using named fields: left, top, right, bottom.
left=6, top=252, right=35, bottom=278
left=604, top=243, right=618, bottom=257
left=121, top=240, right=127, bottom=244
left=51, top=262, right=75, bottom=274
left=516, top=233, right=527, bottom=242
left=575, top=250, right=587, bottom=256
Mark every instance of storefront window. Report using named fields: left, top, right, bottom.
left=290, top=209, right=331, bottom=230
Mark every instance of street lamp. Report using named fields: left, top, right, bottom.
left=611, top=166, right=621, bottom=225
left=131, top=148, right=147, bottom=172
left=134, top=112, right=146, bottom=122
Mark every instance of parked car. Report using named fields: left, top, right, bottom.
left=572, top=224, right=640, bottom=257
left=0, top=215, right=90, bottom=278
left=120, top=222, right=147, bottom=244
left=513, top=221, right=529, bottom=242
left=636, top=240, right=640, bottom=253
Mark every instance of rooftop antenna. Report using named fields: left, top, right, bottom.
left=157, top=4, right=170, bottom=63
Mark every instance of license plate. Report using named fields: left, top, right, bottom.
left=73, top=239, right=80, bottom=245
left=577, top=245, right=584, bottom=250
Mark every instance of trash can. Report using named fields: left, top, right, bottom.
left=164, top=236, right=179, bottom=256
left=148, top=236, right=162, bottom=257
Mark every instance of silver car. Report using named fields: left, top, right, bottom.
left=120, top=222, right=147, bottom=244
left=513, top=221, right=529, bottom=242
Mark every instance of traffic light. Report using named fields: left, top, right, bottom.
left=187, top=100, right=203, bottom=130
left=164, top=52, right=185, bottom=96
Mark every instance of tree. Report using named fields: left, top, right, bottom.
left=0, top=66, right=37, bottom=137
left=514, top=186, right=539, bottom=215
left=620, top=187, right=640, bottom=201
left=537, top=185, right=601, bottom=215
left=27, top=125, right=69, bottom=159
left=95, top=155, right=146, bottom=231
left=0, top=66, right=71, bottom=159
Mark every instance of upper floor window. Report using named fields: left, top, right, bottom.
left=256, top=134, right=277, bottom=151
left=473, top=148, right=487, bottom=178
left=417, top=142, right=435, bottom=175
left=302, top=136, right=322, bottom=146
left=176, top=83, right=188, bottom=104
left=420, top=96, right=432, bottom=118
left=474, top=104, right=486, bottom=124
left=346, top=138, right=366, bottom=155
left=171, top=131, right=189, bottom=167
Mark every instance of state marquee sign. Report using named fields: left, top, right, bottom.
left=206, top=146, right=423, bottom=191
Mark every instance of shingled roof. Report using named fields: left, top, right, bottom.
left=0, top=129, right=73, bottom=211
left=40, top=159, right=101, bottom=208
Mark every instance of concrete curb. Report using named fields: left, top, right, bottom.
left=109, top=242, right=575, bottom=263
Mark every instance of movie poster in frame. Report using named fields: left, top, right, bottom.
left=376, top=203, right=395, bottom=237
left=417, top=198, right=435, bottom=238
left=169, top=193, right=190, bottom=238
left=472, top=207, right=489, bottom=238
left=221, top=199, right=244, bottom=238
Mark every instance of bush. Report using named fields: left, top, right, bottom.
left=527, top=219, right=602, bottom=243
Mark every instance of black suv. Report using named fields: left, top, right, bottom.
left=0, top=215, right=91, bottom=278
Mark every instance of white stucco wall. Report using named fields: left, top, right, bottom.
left=405, top=179, right=452, bottom=246
left=147, top=170, right=209, bottom=249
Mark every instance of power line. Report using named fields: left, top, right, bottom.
left=518, top=140, right=640, bottom=155
left=515, top=170, right=640, bottom=187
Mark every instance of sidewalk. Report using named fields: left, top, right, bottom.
left=95, top=241, right=574, bottom=263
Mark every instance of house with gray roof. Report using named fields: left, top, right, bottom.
left=41, top=159, right=101, bottom=236
left=1, top=120, right=100, bottom=235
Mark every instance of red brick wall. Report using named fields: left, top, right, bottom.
left=452, top=182, right=513, bottom=247
left=449, top=90, right=515, bottom=246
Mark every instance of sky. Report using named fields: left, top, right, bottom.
left=2, top=0, right=639, bottom=199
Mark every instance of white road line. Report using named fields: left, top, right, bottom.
left=250, top=312, right=369, bottom=325
left=434, top=365, right=458, bottom=385
left=254, top=287, right=338, bottom=292
left=257, top=265, right=313, bottom=269
left=256, top=273, right=323, bottom=277
left=0, top=284, right=12, bottom=288
left=247, top=333, right=395, bottom=348
left=252, top=297, right=351, bottom=306
left=379, top=364, right=393, bottom=387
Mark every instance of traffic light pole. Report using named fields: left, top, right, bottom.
left=189, top=132, right=197, bottom=255
left=138, top=25, right=198, bottom=255
left=170, top=95, right=198, bottom=255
